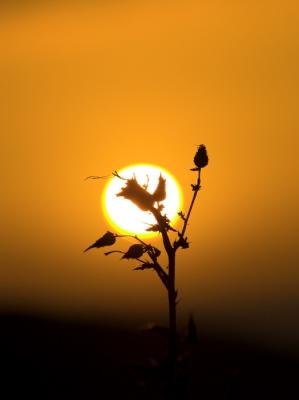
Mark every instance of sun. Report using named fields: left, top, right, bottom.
left=103, top=164, right=182, bottom=236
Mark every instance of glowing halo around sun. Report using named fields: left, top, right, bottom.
left=103, top=164, right=182, bottom=236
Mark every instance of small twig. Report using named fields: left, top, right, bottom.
left=85, top=175, right=110, bottom=180
left=115, top=234, right=147, bottom=246
left=112, top=171, right=126, bottom=180
left=177, top=211, right=186, bottom=221
left=104, top=250, right=148, bottom=264
left=104, top=250, right=125, bottom=256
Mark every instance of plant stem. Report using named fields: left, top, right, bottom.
left=177, top=169, right=201, bottom=246
left=150, top=207, right=177, bottom=371
left=168, top=252, right=177, bottom=372
left=150, top=208, right=173, bottom=258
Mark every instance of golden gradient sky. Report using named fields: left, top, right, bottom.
left=1, top=0, right=298, bottom=349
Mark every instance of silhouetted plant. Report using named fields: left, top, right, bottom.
left=85, top=145, right=208, bottom=377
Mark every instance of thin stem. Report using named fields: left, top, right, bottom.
left=115, top=234, right=147, bottom=246
left=149, top=207, right=177, bottom=371
left=150, top=207, right=173, bottom=257
left=176, top=169, right=201, bottom=249
left=104, top=250, right=126, bottom=256
left=167, top=253, right=177, bottom=370
left=148, top=257, right=169, bottom=289
left=104, top=250, right=147, bottom=264
left=152, top=263, right=169, bottom=289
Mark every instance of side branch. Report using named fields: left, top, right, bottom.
left=115, top=234, right=147, bottom=245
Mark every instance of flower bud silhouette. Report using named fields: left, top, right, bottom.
left=192, top=144, right=209, bottom=170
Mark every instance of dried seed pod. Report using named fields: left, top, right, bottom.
left=193, top=144, right=209, bottom=170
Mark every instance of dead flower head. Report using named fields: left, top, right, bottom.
left=117, top=175, right=155, bottom=211
left=152, top=174, right=166, bottom=202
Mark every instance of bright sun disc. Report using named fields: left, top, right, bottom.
left=103, top=164, right=182, bottom=236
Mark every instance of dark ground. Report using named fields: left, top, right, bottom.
left=1, top=312, right=298, bottom=399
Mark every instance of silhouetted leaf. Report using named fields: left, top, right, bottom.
left=146, top=218, right=176, bottom=233
left=191, top=183, right=200, bottom=191
left=160, top=215, right=171, bottom=228
left=84, top=231, right=116, bottom=252
left=146, top=224, right=161, bottom=232
left=134, top=263, right=154, bottom=271
left=122, top=244, right=145, bottom=259
left=180, top=238, right=189, bottom=249
left=174, top=235, right=189, bottom=249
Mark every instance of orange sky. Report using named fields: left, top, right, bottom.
left=1, top=0, right=298, bottom=351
